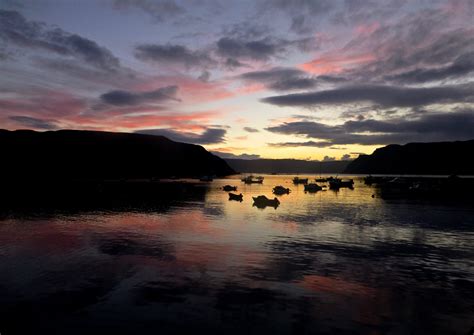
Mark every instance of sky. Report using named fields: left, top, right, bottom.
left=0, top=0, right=473, bottom=160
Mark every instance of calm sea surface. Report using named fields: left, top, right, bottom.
left=1, top=175, right=473, bottom=334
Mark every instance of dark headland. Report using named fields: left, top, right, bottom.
left=0, top=129, right=235, bottom=179
left=345, top=139, right=474, bottom=175
left=0, top=129, right=235, bottom=210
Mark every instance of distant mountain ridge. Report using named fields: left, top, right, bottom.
left=0, top=129, right=235, bottom=179
left=225, top=158, right=350, bottom=174
left=344, top=140, right=474, bottom=175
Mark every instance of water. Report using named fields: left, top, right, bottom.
left=1, top=175, right=473, bottom=334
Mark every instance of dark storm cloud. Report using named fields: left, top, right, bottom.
left=243, top=127, right=259, bottom=133
left=266, top=109, right=474, bottom=146
left=100, top=86, right=179, bottom=106
left=135, top=127, right=226, bottom=145
left=9, top=116, right=58, bottom=129
left=112, top=0, right=185, bottom=22
left=385, top=52, right=474, bottom=84
left=262, top=84, right=474, bottom=108
left=134, top=44, right=215, bottom=69
left=0, top=10, right=120, bottom=70
left=240, top=67, right=317, bottom=91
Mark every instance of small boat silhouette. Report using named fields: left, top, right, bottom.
left=273, top=185, right=290, bottom=195
left=292, top=177, right=308, bottom=184
left=252, top=195, right=280, bottom=209
left=229, top=192, right=243, bottom=201
left=304, top=183, right=323, bottom=192
left=242, top=176, right=263, bottom=184
left=223, top=185, right=237, bottom=191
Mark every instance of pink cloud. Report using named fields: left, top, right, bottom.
left=135, top=75, right=235, bottom=103
left=299, top=52, right=376, bottom=75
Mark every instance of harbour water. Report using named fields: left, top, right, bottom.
left=1, top=175, right=473, bottom=334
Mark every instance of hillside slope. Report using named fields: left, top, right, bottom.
left=344, top=140, right=474, bottom=175
left=0, top=129, right=235, bottom=180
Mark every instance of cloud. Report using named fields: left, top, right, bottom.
left=345, top=12, right=474, bottom=82
left=223, top=57, right=247, bottom=70
left=243, top=127, right=259, bottom=133
left=262, top=84, right=474, bottom=108
left=135, top=127, right=226, bottom=144
left=266, top=109, right=474, bottom=146
left=384, top=52, right=474, bottom=84
left=297, top=6, right=474, bottom=84
left=216, top=35, right=319, bottom=63
left=112, top=0, right=185, bottom=22
left=134, top=44, right=215, bottom=69
left=9, top=115, right=58, bottom=129
left=100, top=86, right=179, bottom=106
left=211, top=151, right=261, bottom=160
left=0, top=10, right=120, bottom=70
left=260, top=0, right=334, bottom=34
left=198, top=70, right=210, bottom=82
left=216, top=37, right=283, bottom=61
left=240, top=67, right=317, bottom=91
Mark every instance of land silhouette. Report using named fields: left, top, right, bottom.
left=345, top=140, right=474, bottom=175
left=0, top=129, right=234, bottom=180
left=0, top=129, right=234, bottom=210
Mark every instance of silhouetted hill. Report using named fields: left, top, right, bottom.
left=0, top=129, right=235, bottom=180
left=344, top=140, right=474, bottom=175
left=225, top=159, right=350, bottom=174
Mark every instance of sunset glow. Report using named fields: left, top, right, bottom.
left=1, top=0, right=473, bottom=160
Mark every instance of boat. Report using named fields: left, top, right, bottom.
left=273, top=185, right=290, bottom=195
left=229, top=192, right=243, bottom=201
left=241, top=175, right=254, bottom=182
left=304, top=183, right=323, bottom=192
left=223, top=185, right=237, bottom=191
left=242, top=176, right=263, bottom=184
left=329, top=178, right=354, bottom=189
left=315, top=178, right=327, bottom=182
left=252, top=195, right=280, bottom=208
left=255, top=176, right=264, bottom=181
left=292, top=177, right=308, bottom=184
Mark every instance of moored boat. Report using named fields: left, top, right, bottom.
left=273, top=185, right=290, bottom=195
left=223, top=185, right=237, bottom=191
left=293, top=177, right=308, bottom=184
left=252, top=195, right=280, bottom=208
left=229, top=192, right=243, bottom=201
left=329, top=178, right=354, bottom=189
left=242, top=176, right=263, bottom=184
left=304, top=183, right=323, bottom=192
